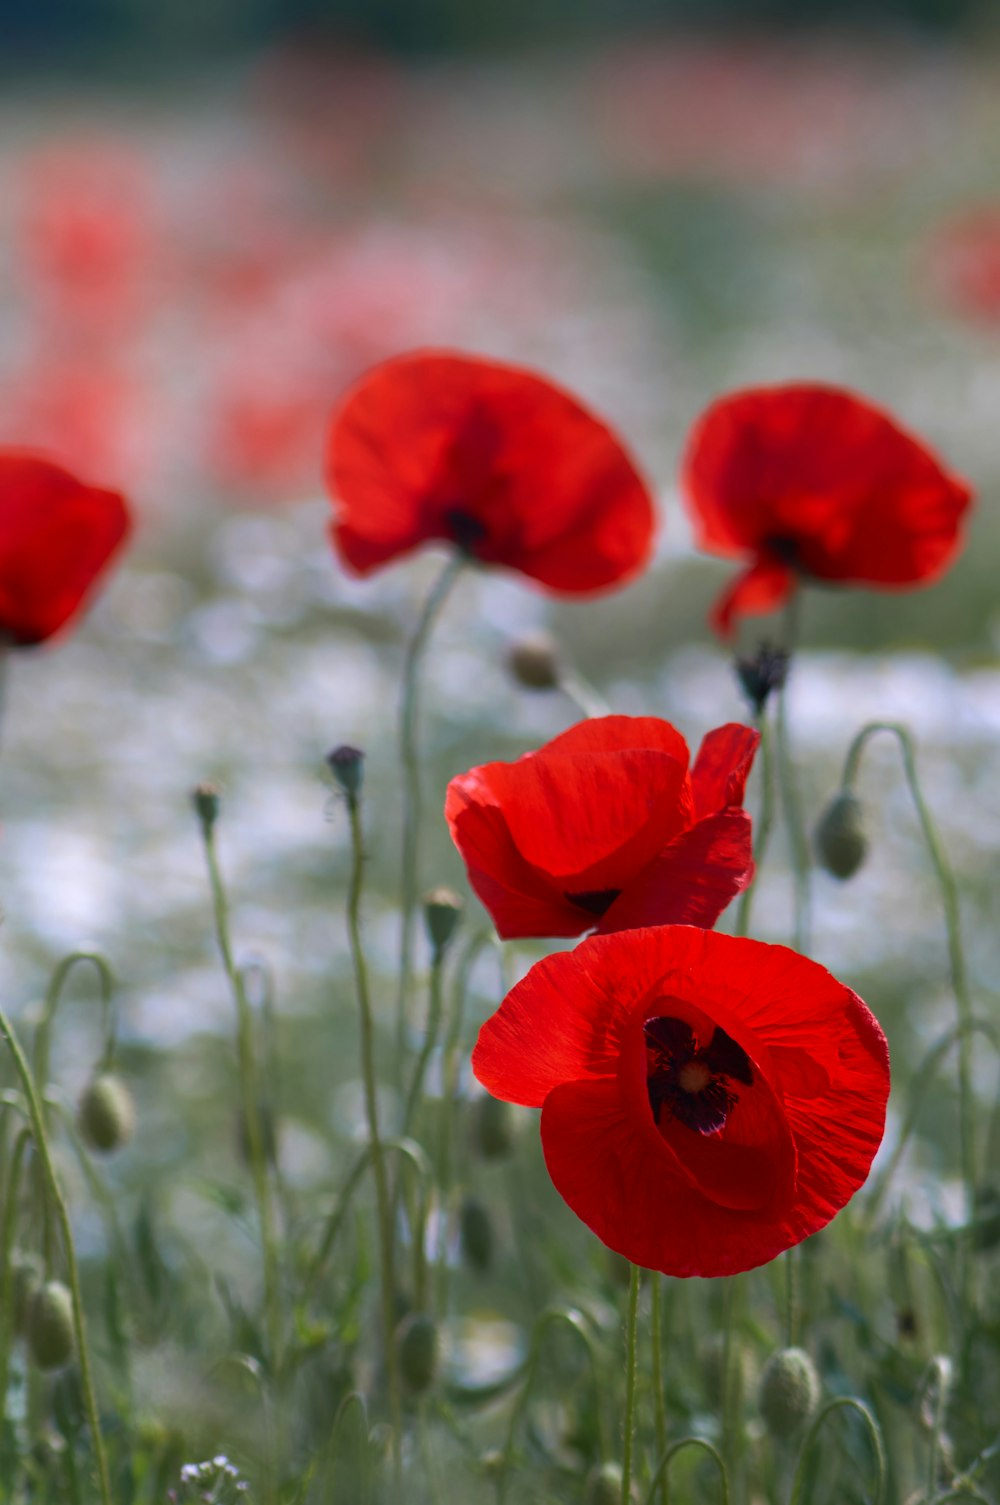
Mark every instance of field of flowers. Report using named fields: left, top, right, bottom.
left=2, top=26, right=1000, bottom=1505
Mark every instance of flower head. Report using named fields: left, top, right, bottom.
left=473, top=926, right=889, bottom=1277
left=446, top=715, right=758, bottom=939
left=325, top=351, right=656, bottom=593
left=0, top=451, right=131, bottom=645
left=681, top=383, right=972, bottom=637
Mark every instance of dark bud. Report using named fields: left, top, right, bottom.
left=327, top=744, right=364, bottom=801
left=758, top=1347, right=820, bottom=1439
left=27, top=1280, right=75, bottom=1371
left=815, top=791, right=868, bottom=880
left=191, top=782, right=221, bottom=832
left=423, top=886, right=463, bottom=960
left=507, top=631, right=562, bottom=692
left=460, top=1196, right=494, bottom=1272
left=735, top=642, right=789, bottom=715
left=396, top=1311, right=439, bottom=1392
left=77, top=1073, right=136, bottom=1154
left=473, top=1095, right=515, bottom=1160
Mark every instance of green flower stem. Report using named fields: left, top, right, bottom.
left=775, top=594, right=810, bottom=953
left=643, top=1438, right=729, bottom=1505
left=32, top=950, right=117, bottom=1097
left=396, top=554, right=465, bottom=1075
left=841, top=722, right=977, bottom=1296
left=561, top=669, right=611, bottom=719
left=784, top=1248, right=799, bottom=1348
left=198, top=820, right=283, bottom=1376
left=344, top=792, right=404, bottom=1487
left=622, top=1263, right=641, bottom=1505
left=788, top=1397, right=886, bottom=1505
left=735, top=712, right=774, bottom=939
left=650, top=1277, right=667, bottom=1505
left=403, top=948, right=447, bottom=1139
left=0, top=1124, right=31, bottom=1416
left=328, top=1390, right=371, bottom=1505
left=0, top=1004, right=111, bottom=1505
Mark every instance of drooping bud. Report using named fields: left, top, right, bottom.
left=191, top=781, right=221, bottom=832
left=460, top=1196, right=494, bottom=1272
left=814, top=791, right=868, bottom=880
left=584, top=1461, right=639, bottom=1505
left=735, top=642, right=789, bottom=715
left=473, top=1095, right=515, bottom=1160
left=423, top=887, right=464, bottom=961
left=507, top=631, right=562, bottom=692
left=327, top=744, right=364, bottom=801
left=396, top=1311, right=439, bottom=1392
left=758, top=1347, right=820, bottom=1439
left=27, top=1280, right=75, bottom=1371
left=77, top=1072, right=136, bottom=1154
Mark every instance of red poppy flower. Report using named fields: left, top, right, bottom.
left=473, top=925, right=889, bottom=1277
left=325, top=351, right=656, bottom=593
left=446, top=715, right=758, bottom=939
left=682, top=383, right=973, bottom=637
left=0, top=452, right=131, bottom=645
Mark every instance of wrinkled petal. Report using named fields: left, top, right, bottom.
left=691, top=723, right=760, bottom=818
left=598, top=811, right=753, bottom=932
left=542, top=715, right=689, bottom=770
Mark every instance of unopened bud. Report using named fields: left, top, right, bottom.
left=473, top=1095, right=515, bottom=1160
left=460, top=1196, right=494, bottom=1272
left=423, top=887, right=463, bottom=960
left=735, top=642, right=789, bottom=714
left=507, top=631, right=562, bottom=691
left=396, top=1311, right=439, bottom=1392
left=191, top=782, right=221, bottom=832
left=758, top=1347, right=820, bottom=1439
left=27, top=1280, right=75, bottom=1371
left=327, top=744, right=364, bottom=800
left=585, top=1462, right=639, bottom=1505
left=815, top=791, right=868, bottom=880
left=77, top=1073, right=136, bottom=1154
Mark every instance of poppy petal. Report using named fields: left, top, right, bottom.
left=710, top=557, right=794, bottom=638
left=690, top=723, right=760, bottom=818
left=541, top=715, right=689, bottom=770
left=597, top=811, right=753, bottom=932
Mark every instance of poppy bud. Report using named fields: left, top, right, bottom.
left=423, top=886, right=463, bottom=960
left=814, top=791, right=868, bottom=880
left=327, top=744, right=364, bottom=801
left=584, top=1462, right=639, bottom=1505
left=735, top=642, right=789, bottom=715
left=473, top=1095, right=515, bottom=1160
left=191, top=781, right=221, bottom=832
left=507, top=631, right=562, bottom=691
left=27, top=1280, right=75, bottom=1371
left=395, top=1311, right=439, bottom=1393
left=758, top=1347, right=820, bottom=1439
left=77, top=1072, right=136, bottom=1154
left=460, top=1196, right=494, bottom=1272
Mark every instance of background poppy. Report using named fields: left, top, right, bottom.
left=473, top=925, right=890, bottom=1278
left=446, top=714, right=758, bottom=938
left=681, top=382, right=973, bottom=637
left=0, top=451, right=131, bottom=645
left=325, top=349, right=656, bottom=593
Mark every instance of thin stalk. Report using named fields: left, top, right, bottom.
left=0, top=1125, right=32, bottom=1415
left=650, top=1277, right=667, bottom=1505
left=787, top=1397, right=886, bottom=1505
left=396, top=555, right=464, bottom=1073
left=497, top=1307, right=602, bottom=1505
left=784, top=1248, right=798, bottom=1348
left=0, top=1004, right=111, bottom=1505
left=403, top=950, right=447, bottom=1138
left=644, top=1438, right=729, bottom=1505
left=561, top=669, right=611, bottom=719
left=344, top=793, right=404, bottom=1486
left=775, top=594, right=810, bottom=953
left=198, top=821, right=282, bottom=1375
left=720, top=1276, right=739, bottom=1477
left=735, top=713, right=774, bottom=938
left=622, top=1264, right=641, bottom=1505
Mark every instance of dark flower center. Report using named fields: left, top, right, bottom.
left=644, top=1014, right=753, bottom=1136
left=566, top=887, right=622, bottom=918
left=444, top=508, right=489, bottom=554
left=763, top=534, right=802, bottom=568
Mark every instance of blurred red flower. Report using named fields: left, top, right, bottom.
left=473, top=925, right=889, bottom=1277
left=682, top=383, right=973, bottom=637
left=928, top=208, right=1000, bottom=325
left=325, top=351, right=655, bottom=592
left=0, top=453, right=131, bottom=645
left=446, top=715, right=758, bottom=938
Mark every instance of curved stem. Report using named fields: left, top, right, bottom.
left=622, top=1263, right=641, bottom=1505
left=344, top=793, right=403, bottom=1487
left=735, top=712, right=774, bottom=938
left=33, top=951, right=117, bottom=1093
left=329, top=1390, right=371, bottom=1505
left=643, top=1438, right=729, bottom=1505
left=396, top=555, right=465, bottom=1074
left=788, top=1397, right=886, bottom=1505
left=0, top=1004, right=111, bottom=1505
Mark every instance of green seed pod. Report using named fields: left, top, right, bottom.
left=814, top=791, right=868, bottom=880
left=27, top=1281, right=75, bottom=1371
left=396, top=1312, right=439, bottom=1393
left=191, top=781, right=221, bottom=831
left=423, top=886, right=463, bottom=960
left=77, top=1073, right=136, bottom=1154
left=584, top=1462, right=638, bottom=1505
left=473, top=1095, right=515, bottom=1160
left=460, top=1196, right=494, bottom=1272
left=507, top=632, right=561, bottom=691
left=758, top=1347, right=820, bottom=1439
